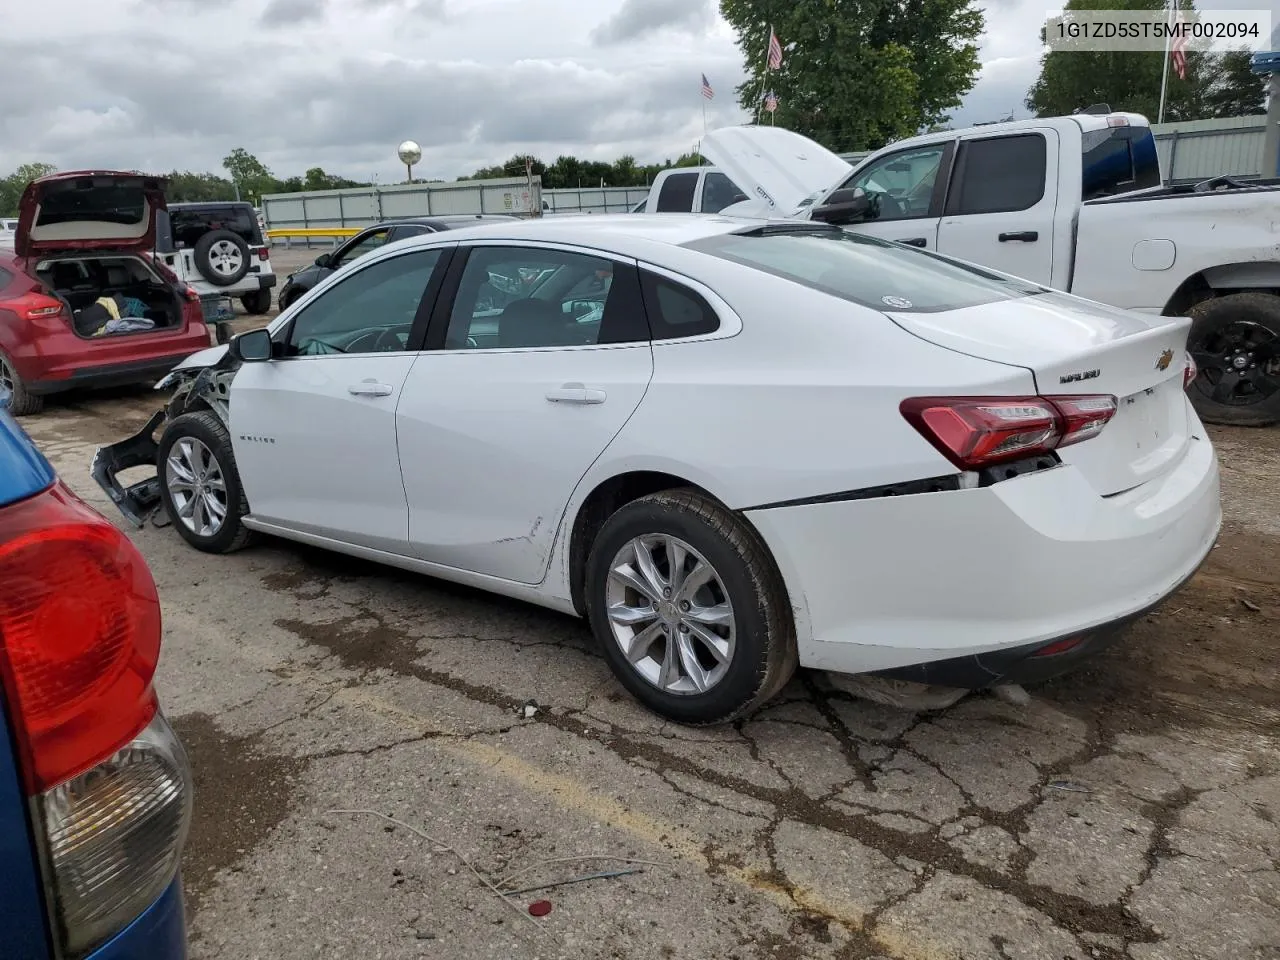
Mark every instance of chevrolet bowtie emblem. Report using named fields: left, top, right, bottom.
left=1155, top=348, right=1174, bottom=372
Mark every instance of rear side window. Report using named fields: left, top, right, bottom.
left=684, top=230, right=1044, bottom=314
left=656, top=173, right=699, bottom=213
left=639, top=271, right=720, bottom=339
left=1081, top=127, right=1162, bottom=200
left=946, top=135, right=1047, bottom=215
left=169, top=205, right=262, bottom=248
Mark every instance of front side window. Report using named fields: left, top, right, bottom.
left=842, top=144, right=948, bottom=221
left=685, top=229, right=1045, bottom=313
left=445, top=246, right=648, bottom=349
left=946, top=134, right=1047, bottom=216
left=335, top=228, right=391, bottom=268
left=284, top=249, right=441, bottom=356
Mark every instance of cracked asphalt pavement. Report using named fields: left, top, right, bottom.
left=21, top=279, right=1280, bottom=958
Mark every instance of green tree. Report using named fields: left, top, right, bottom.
left=1201, top=48, right=1268, bottom=117
left=164, top=170, right=237, bottom=203
left=221, top=148, right=277, bottom=203
left=0, top=162, right=58, bottom=216
left=1027, top=0, right=1209, bottom=121
left=719, top=0, right=984, bottom=152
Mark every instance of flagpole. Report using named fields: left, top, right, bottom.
left=1157, top=0, right=1173, bottom=124
left=754, top=25, right=772, bottom=124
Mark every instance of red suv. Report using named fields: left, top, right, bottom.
left=0, top=171, right=212, bottom=415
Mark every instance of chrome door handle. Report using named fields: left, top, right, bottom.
left=348, top=381, right=394, bottom=397
left=546, top=383, right=606, bottom=405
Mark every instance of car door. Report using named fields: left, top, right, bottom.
left=396, top=242, right=655, bottom=584
left=230, top=245, right=450, bottom=553
left=934, top=130, right=1060, bottom=285
left=839, top=141, right=954, bottom=250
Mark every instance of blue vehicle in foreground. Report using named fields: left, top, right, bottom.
left=0, top=399, right=191, bottom=959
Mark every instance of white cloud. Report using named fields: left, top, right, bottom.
left=9, top=0, right=1193, bottom=181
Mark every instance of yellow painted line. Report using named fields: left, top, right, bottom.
left=331, top=685, right=945, bottom=959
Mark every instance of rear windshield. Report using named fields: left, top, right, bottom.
left=36, top=179, right=147, bottom=227
left=1081, top=126, right=1161, bottom=201
left=161, top=205, right=263, bottom=250
left=684, top=230, right=1044, bottom=313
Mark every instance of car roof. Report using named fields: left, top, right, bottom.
left=402, top=213, right=764, bottom=252
left=379, top=215, right=521, bottom=230
left=169, top=201, right=254, bottom=209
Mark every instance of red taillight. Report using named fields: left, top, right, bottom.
left=5, top=291, right=66, bottom=321
left=182, top=285, right=200, bottom=303
left=1033, top=635, right=1085, bottom=657
left=257, top=247, right=270, bottom=261
left=0, top=482, right=161, bottom=793
left=1183, top=352, right=1197, bottom=390
left=900, top=394, right=1118, bottom=470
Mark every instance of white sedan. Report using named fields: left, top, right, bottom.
left=94, top=214, right=1222, bottom=724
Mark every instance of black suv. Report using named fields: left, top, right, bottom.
left=155, top=202, right=276, bottom=314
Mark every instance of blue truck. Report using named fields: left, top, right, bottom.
left=0, top=402, right=191, bottom=959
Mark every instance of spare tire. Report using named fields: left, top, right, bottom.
left=194, top=229, right=251, bottom=287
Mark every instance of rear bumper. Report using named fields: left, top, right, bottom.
left=745, top=429, right=1222, bottom=684
left=88, top=877, right=186, bottom=960
left=190, top=271, right=275, bottom=299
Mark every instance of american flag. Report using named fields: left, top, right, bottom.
left=767, top=28, right=783, bottom=70
left=764, top=91, right=778, bottom=113
left=1170, top=7, right=1188, bottom=81
left=701, top=73, right=714, bottom=100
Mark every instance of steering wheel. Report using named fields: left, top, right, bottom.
left=372, top=328, right=404, bottom=352
left=466, top=336, right=479, bottom=348
left=875, top=192, right=905, bottom=218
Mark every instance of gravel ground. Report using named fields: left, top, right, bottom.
left=16, top=301, right=1280, bottom=960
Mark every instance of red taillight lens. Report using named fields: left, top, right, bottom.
left=6, top=291, right=66, bottom=321
left=182, top=285, right=200, bottom=303
left=0, top=482, right=161, bottom=793
left=1183, top=352, right=1197, bottom=390
left=257, top=247, right=270, bottom=261
left=901, top=394, right=1117, bottom=470
left=1052, top=394, right=1119, bottom=448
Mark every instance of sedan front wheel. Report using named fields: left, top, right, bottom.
left=585, top=489, right=797, bottom=724
left=157, top=410, right=255, bottom=553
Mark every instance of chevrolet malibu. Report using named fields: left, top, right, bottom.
left=93, top=214, right=1221, bottom=724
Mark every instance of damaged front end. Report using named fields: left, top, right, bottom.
left=91, top=349, right=240, bottom=527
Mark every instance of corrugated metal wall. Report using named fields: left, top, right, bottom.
left=543, top=186, right=650, bottom=213
left=1150, top=116, right=1267, bottom=182
left=262, top=177, right=540, bottom=231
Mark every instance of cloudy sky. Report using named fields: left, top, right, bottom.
left=0, top=0, right=1270, bottom=183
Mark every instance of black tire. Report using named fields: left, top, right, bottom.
left=278, top=287, right=303, bottom=312
left=193, top=229, right=251, bottom=287
left=584, top=489, right=797, bottom=725
left=0, top=350, right=44, bottom=416
left=156, top=410, right=255, bottom=553
left=240, top=288, right=273, bottom=315
left=1187, top=292, right=1280, bottom=427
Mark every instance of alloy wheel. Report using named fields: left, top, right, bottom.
left=209, top=240, right=245, bottom=278
left=1191, top=320, right=1280, bottom=406
left=165, top=437, right=228, bottom=537
left=605, top=534, right=736, bottom=695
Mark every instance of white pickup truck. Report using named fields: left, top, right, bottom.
left=700, top=114, right=1280, bottom=426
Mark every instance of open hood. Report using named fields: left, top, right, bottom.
left=700, top=126, right=851, bottom=217
left=15, top=171, right=168, bottom=257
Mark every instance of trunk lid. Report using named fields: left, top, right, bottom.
left=888, top=292, right=1193, bottom=495
left=700, top=126, right=850, bottom=216
left=15, top=171, right=168, bottom=257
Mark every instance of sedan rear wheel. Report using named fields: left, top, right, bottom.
left=586, top=489, right=796, bottom=724
left=0, top=350, right=44, bottom=416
